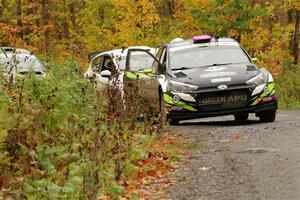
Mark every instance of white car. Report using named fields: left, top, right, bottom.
left=0, top=47, right=46, bottom=81
left=84, top=46, right=157, bottom=90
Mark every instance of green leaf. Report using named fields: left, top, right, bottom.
left=32, top=179, right=51, bottom=189
left=130, top=148, right=149, bottom=161
left=48, top=183, right=62, bottom=198
left=122, top=163, right=137, bottom=175
left=107, top=184, right=125, bottom=199
left=137, top=134, right=150, bottom=144
left=131, top=192, right=139, bottom=200
left=63, top=176, right=83, bottom=193
left=170, top=155, right=181, bottom=163
left=17, top=143, right=28, bottom=156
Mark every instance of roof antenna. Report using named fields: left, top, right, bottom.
left=121, top=47, right=125, bottom=53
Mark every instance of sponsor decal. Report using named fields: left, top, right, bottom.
left=172, top=95, right=180, bottom=103
left=199, top=94, right=248, bottom=105
left=170, top=106, right=184, bottom=111
left=204, top=66, right=226, bottom=72
left=217, top=85, right=228, bottom=90
left=200, top=71, right=236, bottom=78
left=211, top=77, right=232, bottom=83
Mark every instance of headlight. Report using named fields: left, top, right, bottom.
left=268, top=73, right=273, bottom=82
left=246, top=73, right=265, bottom=86
left=169, top=81, right=198, bottom=93
left=250, top=72, right=274, bottom=96
left=251, top=84, right=266, bottom=96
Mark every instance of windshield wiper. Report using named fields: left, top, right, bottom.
left=204, top=63, right=233, bottom=67
left=172, top=67, right=192, bottom=71
left=199, top=62, right=248, bottom=68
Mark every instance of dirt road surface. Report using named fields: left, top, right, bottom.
left=157, top=110, right=300, bottom=200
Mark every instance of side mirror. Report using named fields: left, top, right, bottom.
left=84, top=72, right=93, bottom=80
left=100, top=70, right=111, bottom=78
left=251, top=58, right=258, bottom=62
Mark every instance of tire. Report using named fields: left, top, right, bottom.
left=234, top=112, right=249, bottom=122
left=259, top=110, right=276, bottom=122
left=169, top=119, right=180, bottom=126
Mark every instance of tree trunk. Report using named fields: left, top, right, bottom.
left=62, top=0, right=69, bottom=39
left=279, top=0, right=286, bottom=26
left=167, top=0, right=174, bottom=17
left=294, top=10, right=299, bottom=65
left=41, top=0, right=50, bottom=53
left=16, top=0, right=23, bottom=39
left=69, top=2, right=76, bottom=29
left=0, top=0, right=5, bottom=17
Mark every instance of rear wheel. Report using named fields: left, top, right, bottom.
left=234, top=112, right=249, bottom=122
left=259, top=110, right=276, bottom=122
left=169, top=119, right=180, bottom=126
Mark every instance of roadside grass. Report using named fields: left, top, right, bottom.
left=276, top=65, right=300, bottom=109
left=0, top=59, right=183, bottom=199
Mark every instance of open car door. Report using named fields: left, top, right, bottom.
left=125, top=48, right=162, bottom=109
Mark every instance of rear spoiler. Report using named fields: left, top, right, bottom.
left=88, top=51, right=105, bottom=60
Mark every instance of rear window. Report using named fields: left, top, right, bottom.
left=0, top=53, right=44, bottom=72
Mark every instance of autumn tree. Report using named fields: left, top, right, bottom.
left=0, top=0, right=298, bottom=68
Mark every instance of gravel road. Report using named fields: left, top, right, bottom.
left=159, top=110, right=300, bottom=200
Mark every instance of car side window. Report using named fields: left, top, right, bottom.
left=100, top=56, right=118, bottom=77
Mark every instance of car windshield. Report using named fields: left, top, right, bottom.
left=0, top=53, right=44, bottom=72
left=118, top=53, right=154, bottom=71
left=169, top=45, right=251, bottom=70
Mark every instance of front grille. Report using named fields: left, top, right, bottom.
left=196, top=89, right=251, bottom=112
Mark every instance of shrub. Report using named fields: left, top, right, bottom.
left=276, top=65, right=300, bottom=109
left=0, top=59, right=162, bottom=199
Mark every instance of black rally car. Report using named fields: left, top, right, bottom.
left=126, top=35, right=278, bottom=125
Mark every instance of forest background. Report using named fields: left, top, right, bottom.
left=0, top=0, right=299, bottom=106
left=0, top=0, right=299, bottom=198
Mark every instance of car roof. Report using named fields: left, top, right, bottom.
left=0, top=47, right=31, bottom=55
left=91, top=46, right=156, bottom=60
left=167, top=37, right=238, bottom=48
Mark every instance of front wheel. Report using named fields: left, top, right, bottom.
left=259, top=110, right=276, bottom=122
left=234, top=112, right=249, bottom=122
left=169, top=119, right=180, bottom=126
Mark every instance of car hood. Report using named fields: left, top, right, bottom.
left=172, top=63, right=260, bottom=88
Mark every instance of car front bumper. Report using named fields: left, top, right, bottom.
left=167, top=101, right=278, bottom=121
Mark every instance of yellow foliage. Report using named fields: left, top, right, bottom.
left=0, top=0, right=298, bottom=73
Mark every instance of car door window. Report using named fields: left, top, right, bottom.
left=161, top=48, right=167, bottom=69
left=126, top=49, right=161, bottom=72
left=152, top=47, right=163, bottom=74
left=100, top=56, right=118, bottom=78
left=91, top=56, right=104, bottom=72
left=101, top=57, right=112, bottom=72
left=127, top=52, right=154, bottom=71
